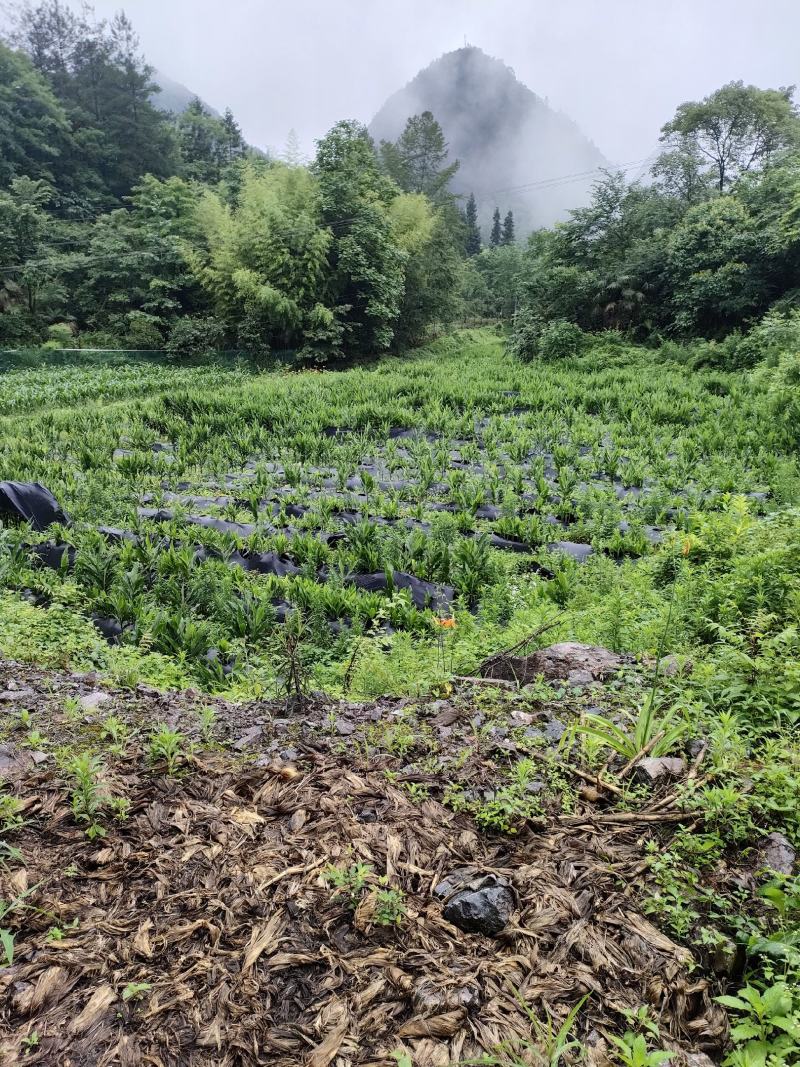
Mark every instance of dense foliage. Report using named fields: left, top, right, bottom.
left=0, top=1, right=468, bottom=357
left=506, top=83, right=800, bottom=364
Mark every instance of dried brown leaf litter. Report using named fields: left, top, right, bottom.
left=0, top=662, right=728, bottom=1065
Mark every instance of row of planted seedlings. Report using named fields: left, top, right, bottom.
left=0, top=338, right=785, bottom=692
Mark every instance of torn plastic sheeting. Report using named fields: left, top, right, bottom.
left=97, top=527, right=139, bottom=544
left=548, top=541, right=594, bottom=562
left=32, top=541, right=76, bottom=570
left=0, top=481, right=69, bottom=532
left=346, top=571, right=454, bottom=610
left=90, top=614, right=125, bottom=643
left=488, top=534, right=531, bottom=553
left=244, top=550, right=301, bottom=578
left=137, top=507, right=174, bottom=523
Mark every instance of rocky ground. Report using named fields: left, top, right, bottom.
left=0, top=650, right=737, bottom=1066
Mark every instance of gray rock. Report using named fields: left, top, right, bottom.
left=435, top=868, right=515, bottom=936
left=685, top=1054, right=717, bottom=1067
left=482, top=643, right=621, bottom=686
left=233, top=726, right=262, bottom=750
left=758, top=832, right=796, bottom=875
left=79, top=691, right=110, bottom=710
left=0, top=688, right=35, bottom=702
left=0, top=744, right=18, bottom=774
left=566, top=669, right=594, bottom=687
left=635, top=756, right=686, bottom=783
left=710, top=935, right=739, bottom=976
left=335, top=718, right=355, bottom=736
left=544, top=719, right=566, bottom=741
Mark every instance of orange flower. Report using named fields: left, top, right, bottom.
left=433, top=616, right=456, bottom=630
left=682, top=539, right=692, bottom=557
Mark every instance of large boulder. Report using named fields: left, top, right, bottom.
left=0, top=481, right=68, bottom=531
left=481, top=642, right=621, bottom=686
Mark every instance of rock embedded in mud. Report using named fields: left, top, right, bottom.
left=635, top=756, right=686, bottom=783
left=757, top=832, right=796, bottom=875
left=434, top=868, right=515, bottom=936
left=482, top=642, right=621, bottom=686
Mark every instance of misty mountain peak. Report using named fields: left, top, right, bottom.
left=370, top=45, right=608, bottom=229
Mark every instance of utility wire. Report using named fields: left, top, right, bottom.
left=0, top=153, right=661, bottom=275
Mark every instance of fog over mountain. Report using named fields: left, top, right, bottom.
left=370, top=46, right=609, bottom=229
left=151, top=70, right=219, bottom=117
left=85, top=0, right=800, bottom=174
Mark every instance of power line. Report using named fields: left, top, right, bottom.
left=0, top=153, right=663, bottom=274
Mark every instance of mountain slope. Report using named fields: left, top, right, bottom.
left=151, top=69, right=220, bottom=117
left=370, top=47, right=609, bottom=231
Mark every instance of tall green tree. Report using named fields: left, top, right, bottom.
left=490, top=207, right=502, bottom=247
left=660, top=82, right=800, bottom=193
left=0, top=41, right=75, bottom=189
left=0, top=176, right=62, bottom=318
left=72, top=175, right=203, bottom=342
left=11, top=0, right=179, bottom=202
left=463, top=192, right=481, bottom=255
left=379, top=111, right=459, bottom=204
left=187, top=162, right=332, bottom=354
left=501, top=209, right=515, bottom=245
left=314, top=120, right=404, bottom=355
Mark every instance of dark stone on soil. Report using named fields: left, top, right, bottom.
left=434, top=868, right=515, bottom=936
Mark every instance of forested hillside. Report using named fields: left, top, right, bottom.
left=370, top=46, right=609, bottom=230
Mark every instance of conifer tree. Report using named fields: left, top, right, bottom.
left=490, top=207, right=502, bottom=247
left=464, top=192, right=481, bottom=255
left=501, top=209, right=515, bottom=245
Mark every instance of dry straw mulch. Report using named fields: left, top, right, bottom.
left=0, top=662, right=727, bottom=1066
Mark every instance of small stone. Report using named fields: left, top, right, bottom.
left=30, top=751, right=49, bottom=765
left=79, top=691, right=110, bottom=710
left=233, top=726, right=262, bottom=750
left=661, top=654, right=692, bottom=678
left=710, top=935, right=739, bottom=976
left=335, top=718, right=355, bottom=736
left=758, top=832, right=796, bottom=875
left=566, top=669, right=593, bottom=687
left=688, top=737, right=707, bottom=759
left=544, top=719, right=566, bottom=741
left=0, top=744, right=18, bottom=774
left=435, top=868, right=515, bottom=937
left=635, top=756, right=685, bottom=783
left=685, top=1054, right=716, bottom=1067
left=0, top=688, right=35, bottom=702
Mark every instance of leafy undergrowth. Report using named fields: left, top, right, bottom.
left=1, top=328, right=798, bottom=698
left=0, top=660, right=798, bottom=1066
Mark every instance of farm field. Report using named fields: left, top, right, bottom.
left=0, top=327, right=796, bottom=697
left=1, top=328, right=799, bottom=1065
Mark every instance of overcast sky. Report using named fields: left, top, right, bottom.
left=89, top=0, right=800, bottom=165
